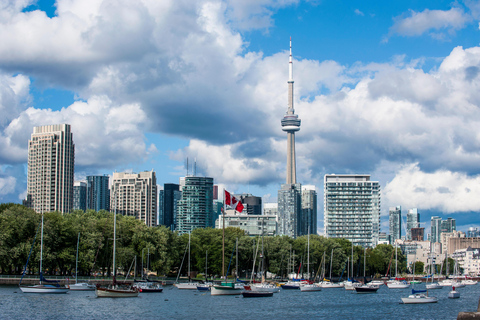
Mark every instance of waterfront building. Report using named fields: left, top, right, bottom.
left=406, top=208, right=420, bottom=240
left=217, top=213, right=277, bottom=236
left=86, top=175, right=110, bottom=212
left=301, top=185, right=317, bottom=235
left=389, top=206, right=402, bottom=243
left=324, top=174, right=381, bottom=248
left=443, top=232, right=471, bottom=255
left=176, top=176, right=214, bottom=234
left=452, top=247, right=480, bottom=276
left=430, top=216, right=442, bottom=243
left=25, top=124, right=75, bottom=214
left=110, top=170, right=157, bottom=227
left=278, top=38, right=302, bottom=238
left=73, top=181, right=87, bottom=211
left=278, top=183, right=302, bottom=238
left=160, top=183, right=181, bottom=230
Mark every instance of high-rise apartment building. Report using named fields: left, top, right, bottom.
left=176, top=176, right=214, bottom=234
left=237, top=194, right=262, bottom=215
left=406, top=208, right=420, bottom=240
left=389, top=206, right=402, bottom=243
left=73, top=181, right=87, bottom=211
left=441, top=217, right=456, bottom=233
left=25, top=124, right=75, bottom=213
left=430, top=216, right=442, bottom=243
left=86, top=175, right=110, bottom=211
left=324, top=174, right=381, bottom=248
left=301, top=185, right=317, bottom=235
left=161, top=183, right=181, bottom=230
left=278, top=183, right=302, bottom=238
left=110, top=170, right=157, bottom=227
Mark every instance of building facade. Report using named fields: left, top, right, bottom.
left=161, top=183, right=181, bottom=230
left=176, top=176, right=214, bottom=234
left=301, top=185, right=317, bottom=235
left=277, top=183, right=302, bottom=238
left=217, top=214, right=277, bottom=236
left=430, top=216, right=442, bottom=243
left=441, top=218, right=456, bottom=233
left=389, top=206, right=402, bottom=243
left=406, top=208, right=420, bottom=240
left=110, top=170, right=157, bottom=227
left=452, top=247, right=480, bottom=276
left=73, top=181, right=87, bottom=211
left=411, top=227, right=425, bottom=241
left=25, top=124, right=75, bottom=213
left=324, top=174, right=381, bottom=248
left=237, top=194, right=262, bottom=215
left=86, top=175, right=110, bottom=212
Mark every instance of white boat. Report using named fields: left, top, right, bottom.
left=19, top=214, right=69, bottom=294
left=175, top=282, right=199, bottom=290
left=132, top=281, right=163, bottom=293
left=448, top=287, right=460, bottom=299
left=69, top=282, right=96, bottom=291
left=401, top=290, right=438, bottom=304
left=300, top=283, right=322, bottom=292
left=211, top=284, right=243, bottom=295
left=387, top=243, right=409, bottom=289
left=426, top=282, right=442, bottom=290
left=369, top=280, right=385, bottom=286
left=461, top=279, right=477, bottom=285
left=69, top=233, right=95, bottom=291
left=344, top=281, right=361, bottom=291
left=250, top=283, right=280, bottom=293
left=95, top=196, right=138, bottom=298
left=321, top=281, right=344, bottom=288
left=438, top=279, right=454, bottom=287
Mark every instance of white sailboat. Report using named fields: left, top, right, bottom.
left=69, top=233, right=95, bottom=291
left=175, top=233, right=198, bottom=289
left=19, top=213, right=70, bottom=294
left=300, top=232, right=321, bottom=292
left=387, top=242, right=409, bottom=289
left=95, top=197, right=139, bottom=298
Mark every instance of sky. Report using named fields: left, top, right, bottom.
left=1, top=0, right=480, bottom=235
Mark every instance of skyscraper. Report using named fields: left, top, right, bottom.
left=278, top=38, right=302, bottom=238
left=441, top=217, right=456, bottom=233
left=26, top=124, right=75, bottom=213
left=324, top=174, right=381, bottom=248
left=86, top=175, right=110, bottom=211
left=389, top=206, right=402, bottom=243
left=73, top=181, right=87, bottom=211
left=161, top=183, right=181, bottom=230
left=110, top=170, right=157, bottom=227
left=281, top=37, right=301, bottom=185
left=406, top=208, right=420, bottom=240
left=301, top=185, right=317, bottom=235
left=430, top=216, right=442, bottom=243
left=176, top=176, right=214, bottom=234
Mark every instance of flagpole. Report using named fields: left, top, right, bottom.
left=222, top=188, right=225, bottom=281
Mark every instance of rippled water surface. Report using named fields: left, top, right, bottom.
left=1, top=283, right=479, bottom=320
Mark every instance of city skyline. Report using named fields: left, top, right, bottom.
left=1, top=1, right=480, bottom=235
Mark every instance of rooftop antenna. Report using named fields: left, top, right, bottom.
left=194, top=158, right=197, bottom=177
left=186, top=157, right=189, bottom=177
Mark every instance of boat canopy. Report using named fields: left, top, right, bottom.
left=412, top=289, right=427, bottom=294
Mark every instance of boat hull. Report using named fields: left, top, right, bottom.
left=174, top=283, right=198, bottom=290
left=95, top=287, right=139, bottom=298
left=250, top=284, right=280, bottom=293
left=242, top=291, right=273, bottom=298
left=387, top=281, right=410, bottom=289
left=281, top=284, right=300, bottom=290
left=69, top=283, right=96, bottom=291
left=300, top=284, right=322, bottom=292
left=426, top=283, right=443, bottom=290
left=19, top=285, right=69, bottom=294
left=354, top=285, right=379, bottom=293
left=210, top=285, right=242, bottom=296
left=401, top=294, right=438, bottom=304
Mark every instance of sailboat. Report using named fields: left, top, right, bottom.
left=175, top=233, right=198, bottom=289
left=197, top=250, right=213, bottom=291
left=354, top=248, right=379, bottom=293
left=19, top=213, right=70, bottom=294
left=133, top=249, right=164, bottom=293
left=211, top=190, right=243, bottom=296
left=321, top=249, right=343, bottom=288
left=95, top=198, right=139, bottom=298
left=387, top=242, right=409, bottom=289
left=69, top=232, right=95, bottom=291
left=345, top=242, right=360, bottom=291
left=426, top=254, right=442, bottom=290
left=300, top=231, right=321, bottom=292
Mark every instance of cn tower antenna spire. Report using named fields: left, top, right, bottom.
left=281, top=37, right=301, bottom=185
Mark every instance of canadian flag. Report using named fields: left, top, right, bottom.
left=224, top=190, right=244, bottom=213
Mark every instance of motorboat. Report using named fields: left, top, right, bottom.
left=448, top=287, right=460, bottom=299
left=387, top=280, right=410, bottom=289
left=461, top=279, right=477, bottom=285
left=401, top=290, right=438, bottom=304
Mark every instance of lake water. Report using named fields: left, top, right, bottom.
left=1, top=283, right=479, bottom=319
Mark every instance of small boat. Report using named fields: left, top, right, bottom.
left=344, top=281, right=361, bottom=291
left=401, top=289, right=438, bottom=304
left=281, top=281, right=301, bottom=289
left=354, top=284, right=379, bottom=293
left=250, top=283, right=280, bottom=293
left=387, top=280, right=410, bottom=289
left=174, top=282, right=199, bottom=289
left=426, top=282, right=443, bottom=290
left=69, top=282, right=96, bottom=291
left=438, top=279, right=454, bottom=287
left=461, top=279, right=477, bottom=285
left=211, top=283, right=243, bottom=296
left=448, top=287, right=460, bottom=299
left=300, top=283, right=322, bottom=292
left=242, top=291, right=273, bottom=298
left=196, top=284, right=211, bottom=291
left=369, top=280, right=385, bottom=286
left=133, top=280, right=163, bottom=293
left=19, top=214, right=69, bottom=294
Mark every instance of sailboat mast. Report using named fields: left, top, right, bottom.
left=40, top=213, right=44, bottom=283
left=76, top=232, right=80, bottom=284
left=330, top=249, right=333, bottom=280
left=222, top=189, right=225, bottom=279
left=236, top=238, right=238, bottom=281
left=188, top=233, right=191, bottom=280
left=113, top=193, right=117, bottom=281
left=364, top=248, right=366, bottom=278
left=351, top=242, right=353, bottom=279
left=307, top=231, right=310, bottom=279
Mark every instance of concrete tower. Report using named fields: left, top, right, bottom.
left=281, top=37, right=301, bottom=184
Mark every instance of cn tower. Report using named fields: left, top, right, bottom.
left=281, top=37, right=301, bottom=184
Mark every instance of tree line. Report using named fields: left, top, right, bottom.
left=1, top=203, right=448, bottom=279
